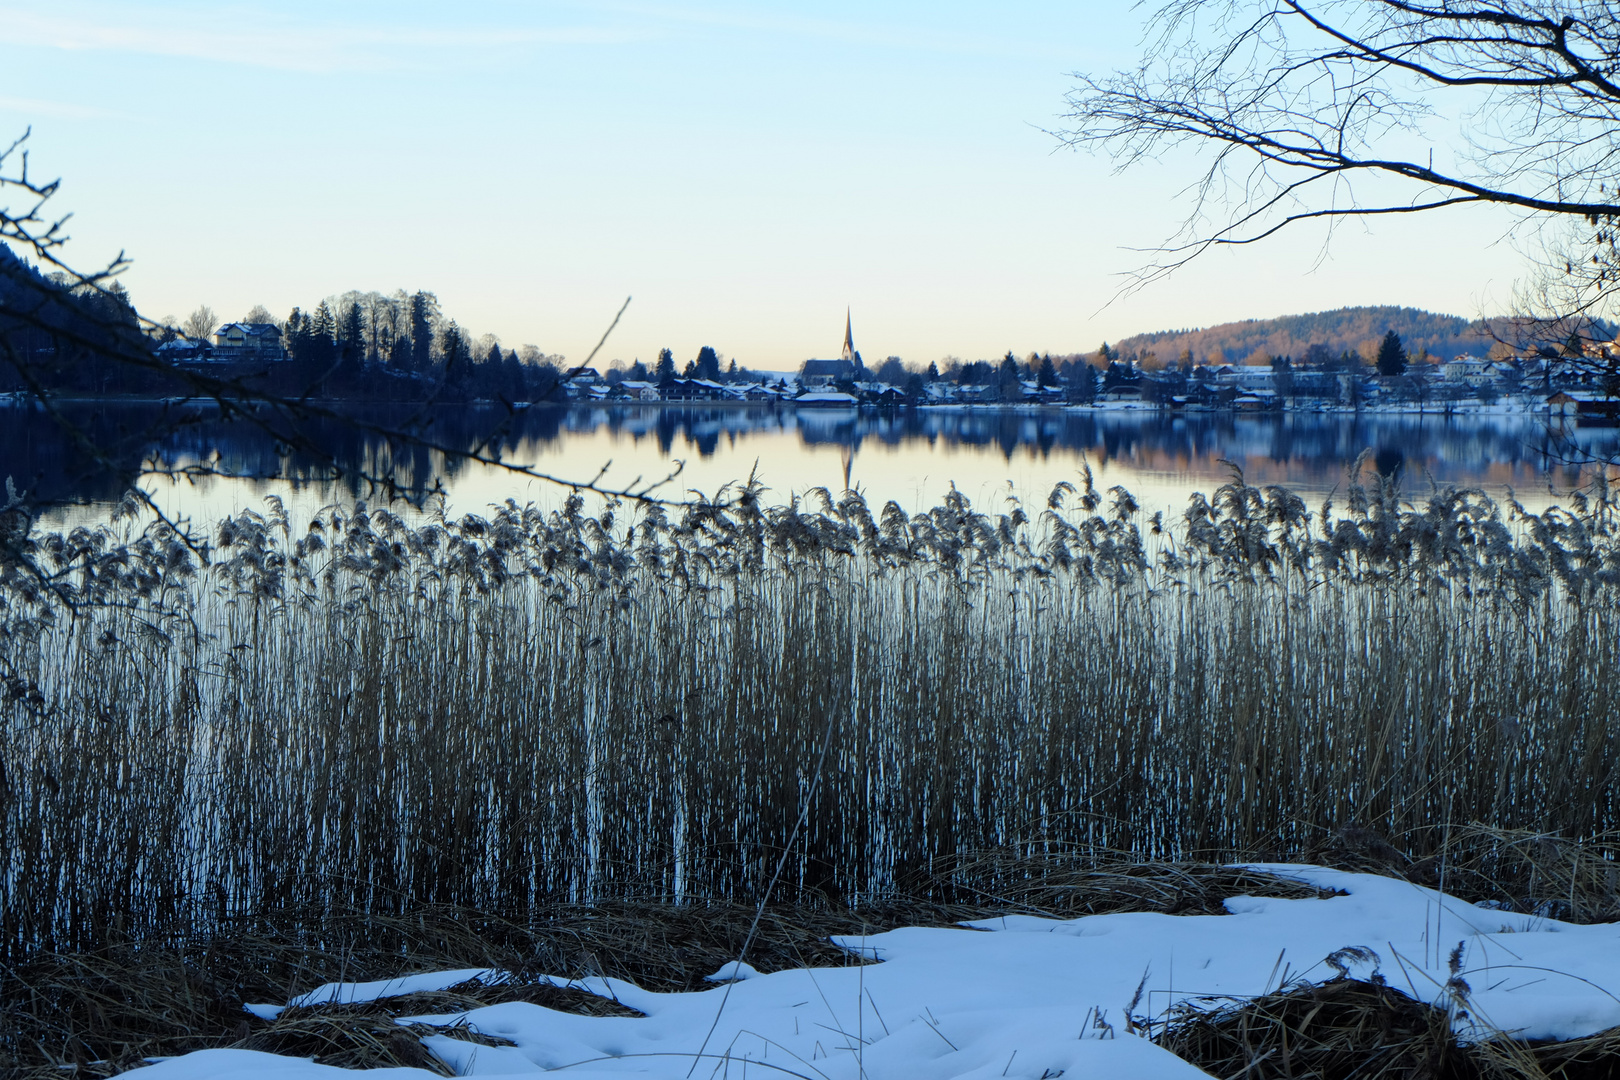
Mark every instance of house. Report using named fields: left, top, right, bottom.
left=615, top=380, right=660, bottom=401
left=1020, top=380, right=1063, bottom=404
left=213, top=322, right=285, bottom=360
left=1231, top=390, right=1279, bottom=411
left=1547, top=391, right=1580, bottom=417
left=1550, top=390, right=1620, bottom=418
left=155, top=339, right=211, bottom=363
left=1096, top=385, right=1143, bottom=404
left=726, top=383, right=783, bottom=402
left=1441, top=356, right=1495, bottom=383
left=660, top=379, right=726, bottom=401
left=1214, top=364, right=1277, bottom=390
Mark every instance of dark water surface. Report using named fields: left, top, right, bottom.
left=8, top=400, right=1616, bottom=522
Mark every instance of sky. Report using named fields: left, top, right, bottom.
left=1, top=1, right=1535, bottom=371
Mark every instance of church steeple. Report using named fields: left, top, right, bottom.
left=841, top=308, right=855, bottom=364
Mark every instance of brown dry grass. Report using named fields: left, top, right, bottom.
left=1161, top=976, right=1620, bottom=1080
left=0, top=860, right=1336, bottom=1078
left=1, top=854, right=1616, bottom=1078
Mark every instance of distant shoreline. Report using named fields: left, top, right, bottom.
left=0, top=393, right=1575, bottom=418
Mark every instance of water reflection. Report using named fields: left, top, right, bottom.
left=7, top=400, right=1615, bottom=518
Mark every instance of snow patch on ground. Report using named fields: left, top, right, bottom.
left=124, top=866, right=1620, bottom=1079
left=244, top=969, right=508, bottom=1022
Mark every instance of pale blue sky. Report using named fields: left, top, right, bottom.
left=3, top=1, right=1530, bottom=369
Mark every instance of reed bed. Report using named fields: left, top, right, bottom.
left=3, top=463, right=1620, bottom=1076
left=2, top=464, right=1619, bottom=956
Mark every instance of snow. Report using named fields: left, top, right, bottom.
left=244, top=969, right=507, bottom=1021
left=120, top=865, right=1620, bottom=1079
left=702, top=960, right=763, bottom=982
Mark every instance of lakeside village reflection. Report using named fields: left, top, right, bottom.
left=8, top=401, right=1617, bottom=513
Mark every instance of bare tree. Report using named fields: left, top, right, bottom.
left=182, top=304, right=218, bottom=342
left=1060, top=1, right=1620, bottom=335
left=242, top=304, right=278, bottom=326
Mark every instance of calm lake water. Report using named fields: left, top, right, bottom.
left=12, top=401, right=1618, bottom=525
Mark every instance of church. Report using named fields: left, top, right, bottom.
left=799, top=310, right=862, bottom=387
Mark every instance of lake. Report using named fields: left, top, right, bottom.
left=10, top=400, right=1617, bottom=525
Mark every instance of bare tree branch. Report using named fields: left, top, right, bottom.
left=0, top=131, right=700, bottom=607
left=1059, top=0, right=1620, bottom=326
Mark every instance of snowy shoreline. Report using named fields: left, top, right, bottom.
left=124, top=865, right=1620, bottom=1080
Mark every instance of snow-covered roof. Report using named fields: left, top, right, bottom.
left=216, top=322, right=280, bottom=339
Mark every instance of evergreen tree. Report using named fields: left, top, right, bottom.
left=309, top=301, right=338, bottom=369
left=1067, top=362, right=1099, bottom=403
left=502, top=349, right=527, bottom=400
left=694, top=346, right=722, bottom=381
left=284, top=308, right=307, bottom=360
left=925, top=361, right=940, bottom=382
left=1376, top=330, right=1408, bottom=376
left=997, top=352, right=1024, bottom=401
left=654, top=347, right=676, bottom=384
left=338, top=302, right=365, bottom=372
left=409, top=291, right=436, bottom=370
left=387, top=333, right=412, bottom=368
left=440, top=321, right=469, bottom=393
left=340, top=303, right=364, bottom=352
left=311, top=300, right=335, bottom=344
left=1037, top=354, right=1058, bottom=387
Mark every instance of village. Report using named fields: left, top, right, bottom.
left=163, top=314, right=1620, bottom=418
left=578, top=349, right=1620, bottom=419
left=557, top=317, right=1620, bottom=420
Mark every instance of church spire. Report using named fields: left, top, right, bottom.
left=841, top=308, right=855, bottom=364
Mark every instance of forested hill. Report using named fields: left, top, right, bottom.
left=1114, top=306, right=1495, bottom=366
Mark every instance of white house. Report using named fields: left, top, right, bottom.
left=1441, top=356, right=1495, bottom=383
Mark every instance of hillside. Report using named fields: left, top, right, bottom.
left=1114, top=306, right=1495, bottom=367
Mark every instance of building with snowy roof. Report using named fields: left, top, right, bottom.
left=800, top=311, right=862, bottom=386
left=213, top=322, right=285, bottom=360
